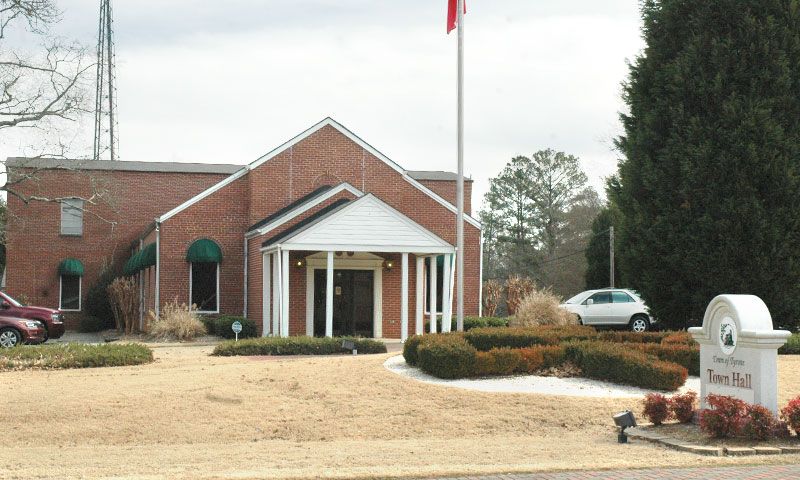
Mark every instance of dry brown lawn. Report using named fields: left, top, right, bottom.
left=2, top=346, right=800, bottom=479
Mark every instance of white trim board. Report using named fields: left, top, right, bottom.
left=155, top=117, right=481, bottom=228
left=245, top=182, right=363, bottom=239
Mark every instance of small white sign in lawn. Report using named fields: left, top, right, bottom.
left=689, top=295, right=790, bottom=414
left=231, top=321, right=242, bottom=341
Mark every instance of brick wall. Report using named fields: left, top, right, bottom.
left=6, top=167, right=231, bottom=327
left=417, top=179, right=473, bottom=216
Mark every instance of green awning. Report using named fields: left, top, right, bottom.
left=58, top=258, right=84, bottom=276
left=123, top=252, right=140, bottom=276
left=186, top=239, right=222, bottom=263
left=139, top=243, right=157, bottom=269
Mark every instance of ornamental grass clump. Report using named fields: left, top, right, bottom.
left=511, top=286, right=577, bottom=327
left=147, top=301, right=206, bottom=341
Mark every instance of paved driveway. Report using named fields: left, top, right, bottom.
left=433, top=465, right=800, bottom=480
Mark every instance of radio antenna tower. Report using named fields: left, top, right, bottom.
left=93, top=0, right=118, bottom=161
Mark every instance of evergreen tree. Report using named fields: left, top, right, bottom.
left=615, top=0, right=800, bottom=329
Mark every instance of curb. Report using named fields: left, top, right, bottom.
left=627, top=427, right=800, bottom=456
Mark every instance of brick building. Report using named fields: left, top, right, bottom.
left=6, top=118, right=482, bottom=338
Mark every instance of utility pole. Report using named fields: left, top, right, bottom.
left=609, top=226, right=615, bottom=288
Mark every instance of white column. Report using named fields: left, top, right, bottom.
left=441, top=253, right=452, bottom=332
left=429, top=255, right=437, bottom=333
left=401, top=253, right=409, bottom=341
left=281, top=249, right=290, bottom=337
left=271, top=253, right=280, bottom=336
left=262, top=252, right=270, bottom=337
left=325, top=251, right=334, bottom=337
left=415, top=255, right=424, bottom=335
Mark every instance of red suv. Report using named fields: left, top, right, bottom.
left=0, top=315, right=46, bottom=347
left=0, top=291, right=65, bottom=341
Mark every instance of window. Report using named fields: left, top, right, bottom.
left=60, top=275, right=81, bottom=310
left=190, top=262, right=218, bottom=313
left=60, top=199, right=83, bottom=236
left=587, top=292, right=612, bottom=304
left=424, top=256, right=444, bottom=313
left=611, top=291, right=635, bottom=303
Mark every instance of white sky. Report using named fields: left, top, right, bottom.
left=3, top=0, right=646, bottom=210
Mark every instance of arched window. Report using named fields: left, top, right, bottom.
left=186, top=239, right=222, bottom=313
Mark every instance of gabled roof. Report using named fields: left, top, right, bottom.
left=261, top=198, right=352, bottom=247
left=407, top=170, right=473, bottom=182
left=261, top=194, right=455, bottom=254
left=245, top=182, right=363, bottom=239
left=6, top=157, right=241, bottom=175
left=156, top=117, right=481, bottom=228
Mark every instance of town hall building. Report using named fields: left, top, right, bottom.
left=6, top=118, right=482, bottom=339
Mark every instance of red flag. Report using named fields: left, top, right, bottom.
left=447, top=0, right=466, bottom=34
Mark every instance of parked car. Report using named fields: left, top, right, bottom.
left=0, top=291, right=65, bottom=341
left=560, top=288, right=656, bottom=332
left=0, top=315, right=46, bottom=347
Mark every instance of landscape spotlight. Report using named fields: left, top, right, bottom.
left=613, top=410, right=637, bottom=444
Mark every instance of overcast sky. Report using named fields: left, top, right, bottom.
left=3, top=0, right=645, bottom=210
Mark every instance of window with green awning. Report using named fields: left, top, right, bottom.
left=139, top=243, right=157, bottom=269
left=186, top=239, right=222, bottom=263
left=58, top=258, right=84, bottom=276
left=123, top=252, right=141, bottom=276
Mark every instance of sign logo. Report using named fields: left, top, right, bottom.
left=718, top=316, right=737, bottom=355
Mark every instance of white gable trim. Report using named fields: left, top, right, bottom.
left=262, top=194, right=454, bottom=254
left=156, top=118, right=482, bottom=228
left=245, top=183, right=363, bottom=239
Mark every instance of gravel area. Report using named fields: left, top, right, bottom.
left=384, top=354, right=701, bottom=398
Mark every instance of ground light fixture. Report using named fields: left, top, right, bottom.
left=613, top=410, right=637, bottom=443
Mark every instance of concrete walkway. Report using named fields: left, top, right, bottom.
left=430, top=465, right=800, bottom=479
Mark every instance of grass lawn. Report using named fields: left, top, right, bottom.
left=1, top=346, right=799, bottom=479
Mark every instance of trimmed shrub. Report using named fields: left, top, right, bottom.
left=200, top=316, right=216, bottom=335
left=403, top=334, right=425, bottom=366
left=699, top=394, right=747, bottom=438
left=474, top=351, right=496, bottom=376
left=417, top=335, right=477, bottom=379
left=669, top=390, right=697, bottom=423
left=424, top=316, right=508, bottom=332
left=517, top=347, right=545, bottom=372
left=0, top=343, right=153, bottom=370
left=213, top=336, right=387, bottom=356
left=779, top=334, right=800, bottom=355
left=148, top=301, right=205, bottom=341
left=598, top=331, right=670, bottom=344
left=213, top=316, right=257, bottom=339
left=486, top=347, right=523, bottom=375
left=741, top=404, right=778, bottom=441
left=627, top=342, right=700, bottom=376
left=78, top=315, right=106, bottom=333
left=661, top=332, right=697, bottom=346
left=538, top=344, right=567, bottom=369
left=780, top=396, right=800, bottom=434
left=565, top=341, right=688, bottom=391
left=643, top=393, right=670, bottom=425
left=511, top=286, right=577, bottom=327
left=465, top=325, right=597, bottom=351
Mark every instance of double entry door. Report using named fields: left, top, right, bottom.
left=313, top=269, right=374, bottom=337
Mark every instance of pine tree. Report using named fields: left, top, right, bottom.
left=615, top=0, right=800, bottom=329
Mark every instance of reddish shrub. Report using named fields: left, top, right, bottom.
left=699, top=394, right=747, bottom=438
left=488, top=348, right=522, bottom=375
left=741, top=404, right=778, bottom=441
left=517, top=347, right=545, bottom=372
left=474, top=351, right=496, bottom=377
left=661, top=332, right=696, bottom=346
left=781, top=396, right=800, bottom=434
left=643, top=393, right=671, bottom=425
left=669, top=391, right=697, bottom=423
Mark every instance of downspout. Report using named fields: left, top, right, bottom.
left=138, top=238, right=144, bottom=330
left=155, top=222, right=161, bottom=318
left=243, top=235, right=248, bottom=317
left=478, top=228, right=484, bottom=318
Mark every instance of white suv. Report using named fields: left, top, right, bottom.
left=560, top=288, right=655, bottom=332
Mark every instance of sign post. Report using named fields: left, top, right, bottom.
left=689, top=295, right=790, bottom=414
left=231, top=320, right=243, bottom=342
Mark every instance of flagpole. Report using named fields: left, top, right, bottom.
left=456, top=0, right=465, bottom=332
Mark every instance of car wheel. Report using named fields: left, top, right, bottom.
left=0, top=328, right=21, bottom=348
left=630, top=315, right=650, bottom=333
left=41, top=327, right=49, bottom=343
left=577, top=316, right=583, bottom=326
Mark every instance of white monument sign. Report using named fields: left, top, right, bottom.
left=688, top=294, right=790, bottom=414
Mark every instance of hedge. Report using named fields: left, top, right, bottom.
left=212, top=336, right=387, bottom=356
left=212, top=316, right=258, bottom=339
left=425, top=316, right=508, bottom=332
left=565, top=341, right=688, bottom=391
left=628, top=342, right=700, bottom=376
left=0, top=343, right=153, bottom=370
left=779, top=334, right=800, bottom=355
left=417, top=335, right=477, bottom=379
left=464, top=325, right=598, bottom=351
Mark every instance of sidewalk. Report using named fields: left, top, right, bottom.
left=431, top=465, right=800, bottom=480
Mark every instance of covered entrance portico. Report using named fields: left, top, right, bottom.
left=259, top=194, right=456, bottom=340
